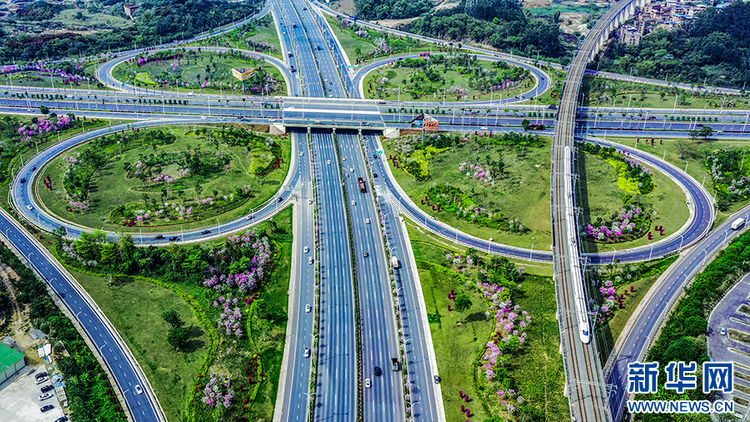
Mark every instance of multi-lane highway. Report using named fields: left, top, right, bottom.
left=3, top=0, right=750, bottom=421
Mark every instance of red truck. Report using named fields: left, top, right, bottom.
left=358, top=177, right=366, bottom=193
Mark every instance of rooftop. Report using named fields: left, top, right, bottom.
left=0, top=343, right=24, bottom=372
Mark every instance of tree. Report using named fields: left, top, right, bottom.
left=161, top=310, right=184, bottom=329
left=698, top=125, right=713, bottom=139
left=167, top=326, right=188, bottom=350
left=454, top=293, right=472, bottom=323
left=521, top=119, right=530, bottom=131
left=39, top=105, right=49, bottom=115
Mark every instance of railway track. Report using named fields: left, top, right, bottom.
left=551, top=1, right=643, bottom=421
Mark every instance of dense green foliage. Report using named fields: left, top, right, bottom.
left=0, top=245, right=126, bottom=422
left=594, top=2, right=750, bottom=88
left=706, top=145, right=750, bottom=211
left=0, top=0, right=261, bottom=62
left=403, top=3, right=565, bottom=58
left=354, top=0, right=433, bottom=20
left=637, top=231, right=750, bottom=420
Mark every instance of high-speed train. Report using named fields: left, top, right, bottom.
left=564, top=146, right=591, bottom=344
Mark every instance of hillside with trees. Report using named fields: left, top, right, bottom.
left=353, top=0, right=433, bottom=20
left=0, top=0, right=262, bottom=62
left=402, top=0, right=566, bottom=58
left=592, top=2, right=750, bottom=88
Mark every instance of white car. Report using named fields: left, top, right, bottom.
left=365, top=218, right=370, bottom=224
left=201, top=116, right=207, bottom=119
left=304, top=246, right=309, bottom=253
left=304, top=348, right=310, bottom=358
left=299, top=152, right=304, bottom=156
left=480, top=126, right=488, bottom=130
left=350, top=168, right=354, bottom=173
left=135, top=385, right=143, bottom=395
left=27, top=205, right=33, bottom=211
left=268, top=119, right=277, bottom=122
left=342, top=157, right=347, bottom=161
left=365, top=378, right=371, bottom=388
left=218, top=117, right=225, bottom=121
left=351, top=200, right=356, bottom=206
left=35, top=377, right=47, bottom=385
left=39, top=393, right=53, bottom=401
left=308, top=198, right=313, bottom=204
left=308, top=257, right=314, bottom=264
left=305, top=304, right=311, bottom=313
left=721, top=327, right=727, bottom=335
left=327, top=160, right=331, bottom=165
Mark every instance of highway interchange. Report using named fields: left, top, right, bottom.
left=2, top=0, right=750, bottom=421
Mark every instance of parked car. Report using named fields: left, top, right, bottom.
left=721, top=327, right=727, bottom=336
left=40, top=385, right=54, bottom=393
left=39, top=392, right=53, bottom=401
left=35, top=377, right=48, bottom=385
left=35, top=372, right=48, bottom=379
left=41, top=405, right=54, bottom=412
left=54, top=417, right=69, bottom=422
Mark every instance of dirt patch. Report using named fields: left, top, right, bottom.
left=374, top=17, right=420, bottom=28
left=435, top=0, right=460, bottom=11
left=0, top=265, right=46, bottom=367
left=523, top=0, right=551, bottom=7
left=329, top=0, right=357, bottom=16
left=40, top=29, right=98, bottom=36
left=559, top=12, right=589, bottom=36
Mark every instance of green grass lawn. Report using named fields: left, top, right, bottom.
left=519, top=67, right=565, bottom=106
left=362, top=61, right=534, bottom=103
left=415, top=256, right=494, bottom=422
left=601, top=256, right=678, bottom=345
left=608, top=136, right=750, bottom=227
left=37, top=125, right=291, bottom=234
left=404, top=217, right=554, bottom=277
left=581, top=75, right=750, bottom=110
left=112, top=51, right=286, bottom=96
left=195, top=16, right=283, bottom=59
left=577, top=151, right=690, bottom=253
left=324, top=15, right=376, bottom=64
left=410, top=225, right=568, bottom=421
left=383, top=136, right=552, bottom=249
left=71, top=269, right=208, bottom=422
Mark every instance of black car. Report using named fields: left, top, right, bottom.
left=55, top=417, right=69, bottom=422
left=20, top=178, right=26, bottom=183
left=373, top=173, right=378, bottom=178
left=277, top=197, right=283, bottom=203
left=363, top=252, right=369, bottom=257
left=374, top=366, right=382, bottom=376
left=201, top=230, right=211, bottom=235
left=41, top=405, right=54, bottom=412
left=40, top=385, right=54, bottom=393
left=317, top=46, right=322, bottom=51
left=169, top=236, right=179, bottom=242
left=154, top=235, right=164, bottom=240
left=35, top=372, right=48, bottom=379
left=31, top=166, right=37, bottom=171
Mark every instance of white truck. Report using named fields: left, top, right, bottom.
left=391, top=256, right=399, bottom=269
left=731, top=218, right=746, bottom=230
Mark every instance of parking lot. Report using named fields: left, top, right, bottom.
left=708, top=273, right=750, bottom=420
left=0, top=364, right=66, bottom=422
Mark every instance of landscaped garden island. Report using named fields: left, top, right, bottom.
left=112, top=49, right=285, bottom=95
left=383, top=131, right=689, bottom=250
left=37, top=124, right=290, bottom=233
left=363, top=54, right=534, bottom=102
